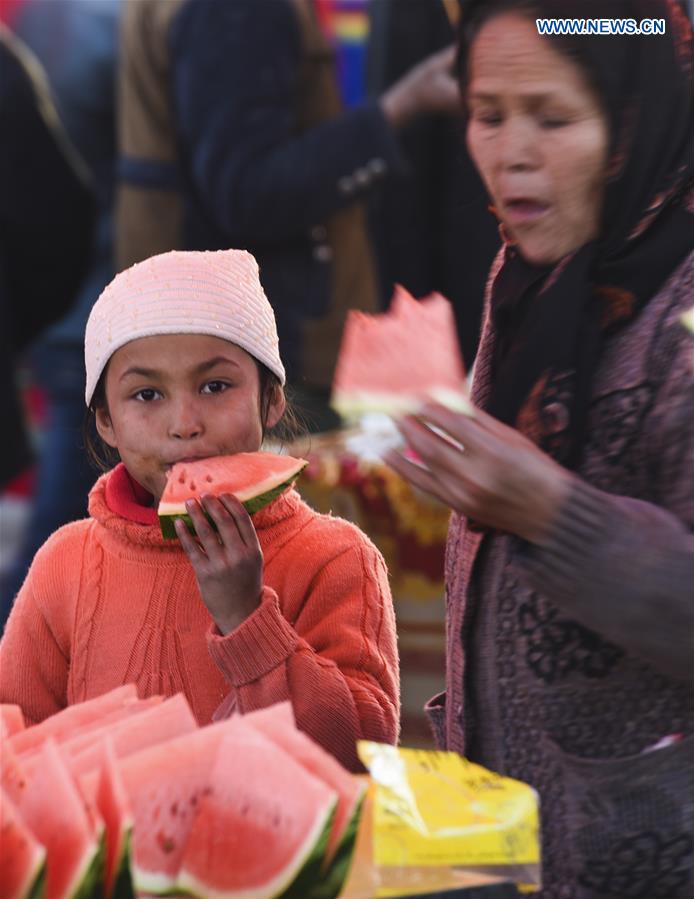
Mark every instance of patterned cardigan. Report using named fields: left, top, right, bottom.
left=427, top=248, right=694, bottom=899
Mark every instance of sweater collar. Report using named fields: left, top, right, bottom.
left=105, top=463, right=159, bottom=525
left=89, top=463, right=305, bottom=548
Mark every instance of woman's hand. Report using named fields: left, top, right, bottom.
left=381, top=46, right=461, bottom=129
left=175, top=493, right=263, bottom=634
left=385, top=403, right=574, bottom=544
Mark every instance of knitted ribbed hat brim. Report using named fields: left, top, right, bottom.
left=85, top=249, right=285, bottom=405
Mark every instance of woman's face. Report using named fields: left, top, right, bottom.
left=96, top=334, right=285, bottom=502
left=467, top=13, right=610, bottom=266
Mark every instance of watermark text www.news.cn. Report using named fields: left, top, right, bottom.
left=536, top=18, right=666, bottom=36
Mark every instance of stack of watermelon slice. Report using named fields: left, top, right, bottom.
left=0, top=688, right=365, bottom=899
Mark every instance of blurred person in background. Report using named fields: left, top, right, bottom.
left=386, top=0, right=694, bottom=895
left=367, top=0, right=500, bottom=367
left=0, top=22, right=94, bottom=625
left=116, top=0, right=462, bottom=431
left=0, top=0, right=121, bottom=623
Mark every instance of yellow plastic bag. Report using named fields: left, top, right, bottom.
left=341, top=743, right=541, bottom=896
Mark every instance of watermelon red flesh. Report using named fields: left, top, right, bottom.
left=0, top=787, right=46, bottom=899
left=79, top=739, right=135, bottom=899
left=9, top=684, right=138, bottom=755
left=119, top=721, right=237, bottom=895
left=63, top=693, right=197, bottom=776
left=177, top=720, right=337, bottom=899
left=244, top=703, right=365, bottom=870
left=158, top=452, right=307, bottom=539
left=3, top=739, right=103, bottom=899
left=0, top=740, right=26, bottom=797
left=331, top=286, right=470, bottom=416
left=1, top=704, right=26, bottom=738
left=17, top=696, right=164, bottom=772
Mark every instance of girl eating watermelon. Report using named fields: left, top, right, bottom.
left=0, top=249, right=399, bottom=771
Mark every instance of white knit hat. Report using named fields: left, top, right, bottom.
left=84, top=249, right=285, bottom=405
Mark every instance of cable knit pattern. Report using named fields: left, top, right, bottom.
left=431, top=249, right=694, bottom=899
left=70, top=529, right=106, bottom=703
left=0, top=467, right=399, bottom=771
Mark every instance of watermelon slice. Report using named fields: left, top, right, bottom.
left=332, top=285, right=471, bottom=419
left=10, top=685, right=138, bottom=755
left=3, top=740, right=104, bottom=899
left=79, top=740, right=135, bottom=899
left=18, top=696, right=164, bottom=773
left=65, top=693, right=197, bottom=775
left=158, top=452, right=308, bottom=539
left=0, top=740, right=26, bottom=798
left=176, top=719, right=337, bottom=899
left=0, top=787, right=46, bottom=899
left=119, top=722, right=235, bottom=894
left=1, top=704, right=26, bottom=738
left=244, top=703, right=366, bottom=899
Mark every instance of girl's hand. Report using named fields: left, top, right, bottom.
left=385, top=402, right=573, bottom=544
left=175, top=493, right=263, bottom=634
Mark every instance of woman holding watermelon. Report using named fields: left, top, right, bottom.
left=0, top=248, right=399, bottom=773
left=387, top=1, right=694, bottom=896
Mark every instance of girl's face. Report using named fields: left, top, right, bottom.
left=96, top=334, right=285, bottom=502
left=466, top=13, right=610, bottom=266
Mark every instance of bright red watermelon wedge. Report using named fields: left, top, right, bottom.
left=177, top=718, right=337, bottom=899
left=0, top=704, right=25, bottom=739
left=245, top=703, right=365, bottom=899
left=79, top=739, right=135, bottom=899
left=18, top=696, right=164, bottom=775
left=332, top=285, right=471, bottom=420
left=0, top=787, right=46, bottom=899
left=9, top=685, right=138, bottom=755
left=158, top=452, right=308, bottom=540
left=65, top=693, right=197, bottom=775
left=3, top=740, right=104, bottom=899
left=118, top=722, right=232, bottom=894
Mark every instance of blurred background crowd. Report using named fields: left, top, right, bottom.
left=0, top=0, right=505, bottom=625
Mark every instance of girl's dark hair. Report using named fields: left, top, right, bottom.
left=83, top=366, right=119, bottom=472
left=82, top=359, right=306, bottom=473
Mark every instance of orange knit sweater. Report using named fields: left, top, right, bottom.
left=0, top=465, right=399, bottom=770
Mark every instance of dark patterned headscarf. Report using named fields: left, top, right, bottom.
left=458, top=0, right=694, bottom=468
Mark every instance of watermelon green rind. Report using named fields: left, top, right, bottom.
left=278, top=800, right=336, bottom=899
left=110, top=828, right=135, bottom=899
left=129, top=870, right=180, bottom=897
left=25, top=861, right=46, bottom=899
left=331, top=386, right=473, bottom=418
left=242, top=472, right=305, bottom=514
left=4, top=843, right=46, bottom=899
left=307, top=794, right=364, bottom=899
left=159, top=473, right=303, bottom=540
left=68, top=828, right=106, bottom=899
left=176, top=794, right=336, bottom=899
